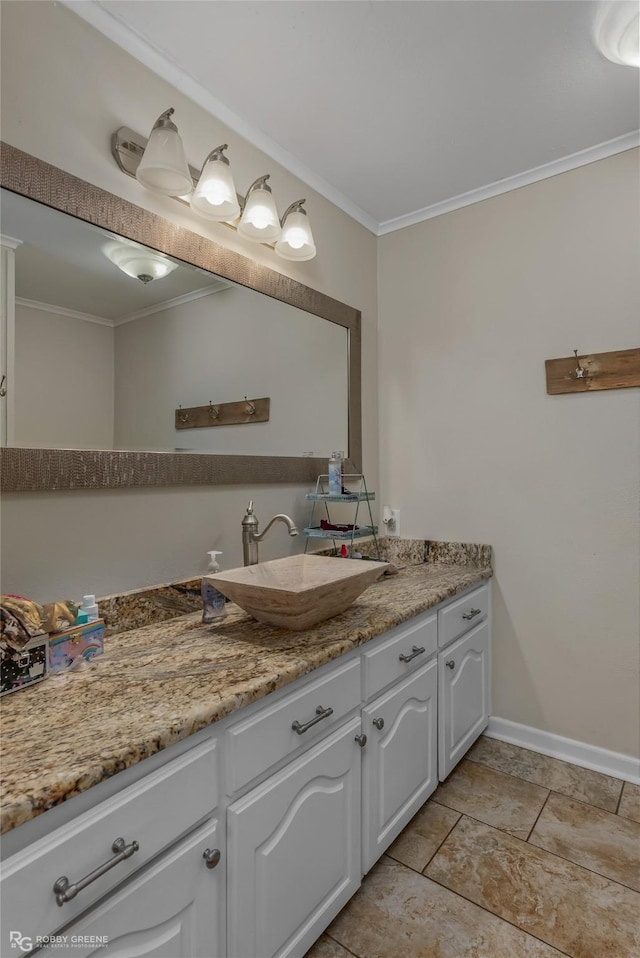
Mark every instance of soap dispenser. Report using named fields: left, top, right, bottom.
left=201, top=551, right=227, bottom=624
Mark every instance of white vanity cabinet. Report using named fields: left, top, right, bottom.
left=438, top=584, right=491, bottom=780
left=2, top=575, right=492, bottom=958
left=0, top=737, right=223, bottom=958
left=360, top=612, right=439, bottom=874
left=361, top=659, right=438, bottom=873
left=226, top=717, right=362, bottom=958
left=36, top=818, right=224, bottom=958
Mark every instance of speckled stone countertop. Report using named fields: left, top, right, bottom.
left=1, top=543, right=491, bottom=835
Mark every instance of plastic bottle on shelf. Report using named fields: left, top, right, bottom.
left=201, top=551, right=227, bottom=624
left=328, top=450, right=344, bottom=496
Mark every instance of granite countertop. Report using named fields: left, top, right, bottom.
left=0, top=544, right=491, bottom=835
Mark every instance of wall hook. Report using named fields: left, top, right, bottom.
left=0, top=375, right=6, bottom=398
left=178, top=405, right=190, bottom=424
left=573, top=350, right=587, bottom=379
left=208, top=401, right=219, bottom=420
left=245, top=396, right=256, bottom=416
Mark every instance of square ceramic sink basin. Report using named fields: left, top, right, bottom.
left=205, top=554, right=389, bottom=631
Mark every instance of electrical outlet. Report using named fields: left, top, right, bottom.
left=382, top=506, right=400, bottom=537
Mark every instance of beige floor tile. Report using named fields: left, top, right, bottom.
left=529, top=791, right=640, bottom=891
left=434, top=759, right=548, bottom=839
left=386, top=800, right=460, bottom=872
left=426, top=816, right=640, bottom=958
left=466, top=736, right=622, bottom=812
left=304, top=933, right=357, bottom=958
left=618, top=781, right=640, bottom=823
left=327, top=855, right=565, bottom=958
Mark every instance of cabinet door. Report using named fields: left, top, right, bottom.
left=37, top=819, right=223, bottom=958
left=438, top=620, right=490, bottom=780
left=361, top=659, right=438, bottom=874
left=227, top=717, right=362, bottom=958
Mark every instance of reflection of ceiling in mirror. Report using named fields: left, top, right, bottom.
left=2, top=188, right=230, bottom=324
left=3, top=187, right=350, bottom=459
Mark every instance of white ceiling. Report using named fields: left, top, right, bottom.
left=67, top=1, right=639, bottom=234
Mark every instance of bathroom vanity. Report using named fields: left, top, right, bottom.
left=0, top=550, right=491, bottom=958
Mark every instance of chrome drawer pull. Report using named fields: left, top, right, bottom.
left=399, top=645, right=425, bottom=663
left=203, top=848, right=221, bottom=869
left=446, top=660, right=456, bottom=670
left=462, top=607, right=482, bottom=621
left=292, top=705, right=334, bottom=735
left=53, top=837, right=140, bottom=906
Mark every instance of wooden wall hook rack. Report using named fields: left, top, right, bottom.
left=175, top=397, right=270, bottom=430
left=545, top=348, right=640, bottom=395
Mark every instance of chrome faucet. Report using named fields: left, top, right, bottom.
left=241, top=500, right=298, bottom=566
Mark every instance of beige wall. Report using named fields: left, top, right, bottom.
left=0, top=1, right=378, bottom=600
left=378, top=149, right=640, bottom=758
left=14, top=303, right=114, bottom=449
left=114, top=288, right=348, bottom=456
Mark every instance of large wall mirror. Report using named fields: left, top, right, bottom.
left=0, top=143, right=361, bottom=491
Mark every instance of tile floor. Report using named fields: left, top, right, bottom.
left=305, top=736, right=640, bottom=958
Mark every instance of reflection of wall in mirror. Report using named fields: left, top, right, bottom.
left=13, top=286, right=349, bottom=456
left=114, top=287, right=349, bottom=456
left=15, top=303, right=114, bottom=449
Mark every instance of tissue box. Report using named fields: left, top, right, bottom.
left=49, top=619, right=105, bottom=673
left=0, top=633, right=49, bottom=696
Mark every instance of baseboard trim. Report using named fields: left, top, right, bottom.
left=486, top=717, right=640, bottom=785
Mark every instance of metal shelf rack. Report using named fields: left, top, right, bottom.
left=303, top=474, right=380, bottom=558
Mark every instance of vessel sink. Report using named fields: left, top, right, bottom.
left=205, top=554, right=389, bottom=631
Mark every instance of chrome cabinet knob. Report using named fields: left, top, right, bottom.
left=203, top=848, right=221, bottom=869
left=372, top=717, right=384, bottom=730
left=446, top=660, right=456, bottom=670
left=355, top=733, right=367, bottom=748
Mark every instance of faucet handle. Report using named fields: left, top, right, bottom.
left=246, top=500, right=254, bottom=515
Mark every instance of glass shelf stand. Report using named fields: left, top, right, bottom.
left=303, top=474, right=380, bottom=558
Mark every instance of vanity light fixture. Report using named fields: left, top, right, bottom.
left=111, top=109, right=318, bottom=261
left=190, top=144, right=240, bottom=221
left=237, top=175, right=282, bottom=243
left=134, top=109, right=193, bottom=197
left=104, top=241, right=179, bottom=284
left=276, top=201, right=317, bottom=262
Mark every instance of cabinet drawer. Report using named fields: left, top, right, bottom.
left=226, top=657, right=361, bottom=795
left=362, top=612, right=437, bottom=701
left=0, top=737, right=218, bottom=947
left=438, top=583, right=489, bottom=648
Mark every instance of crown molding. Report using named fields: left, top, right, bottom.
left=114, top=283, right=230, bottom=326
left=16, top=297, right=113, bottom=327
left=378, top=130, right=640, bottom=235
left=60, top=2, right=640, bottom=238
left=61, top=0, right=380, bottom=235
left=0, top=235, right=23, bottom=250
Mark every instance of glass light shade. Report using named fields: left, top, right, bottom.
left=595, top=2, right=640, bottom=66
left=275, top=210, right=317, bottom=261
left=191, top=156, right=240, bottom=221
left=136, top=126, right=193, bottom=196
left=238, top=188, right=282, bottom=243
left=104, top=243, right=179, bottom=283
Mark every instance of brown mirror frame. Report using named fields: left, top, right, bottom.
left=0, top=143, right=361, bottom=491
